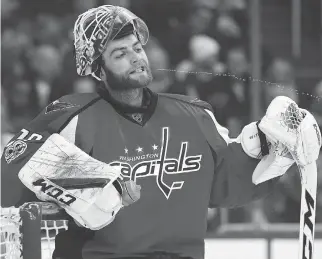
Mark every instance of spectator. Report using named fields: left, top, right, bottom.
left=263, top=58, right=298, bottom=111
left=1, top=90, right=14, bottom=154
left=225, top=46, right=251, bottom=136
left=310, top=80, right=322, bottom=132
left=130, top=0, right=193, bottom=67
left=144, top=37, right=173, bottom=93
left=199, top=0, right=248, bottom=62
left=1, top=0, right=19, bottom=24
left=1, top=25, right=33, bottom=86
left=34, top=14, right=64, bottom=47
left=261, top=153, right=322, bottom=223
left=175, top=34, right=225, bottom=92
left=6, top=77, right=40, bottom=131
left=2, top=46, right=40, bottom=131
left=29, top=44, right=64, bottom=107
left=73, top=78, right=97, bottom=94
left=189, top=1, right=216, bottom=35
left=175, top=35, right=244, bottom=127
left=260, top=164, right=300, bottom=223
left=225, top=49, right=257, bottom=220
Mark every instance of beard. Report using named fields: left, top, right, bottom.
left=102, top=61, right=153, bottom=91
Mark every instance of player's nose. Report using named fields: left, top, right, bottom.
left=130, top=53, right=140, bottom=65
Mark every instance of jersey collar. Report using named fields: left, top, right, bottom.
left=97, top=85, right=158, bottom=125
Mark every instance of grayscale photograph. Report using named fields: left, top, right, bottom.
left=1, top=0, right=322, bottom=259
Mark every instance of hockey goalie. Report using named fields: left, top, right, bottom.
left=1, top=4, right=321, bottom=259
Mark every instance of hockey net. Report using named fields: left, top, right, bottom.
left=0, top=202, right=68, bottom=259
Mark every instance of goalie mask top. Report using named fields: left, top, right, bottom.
left=73, top=5, right=149, bottom=76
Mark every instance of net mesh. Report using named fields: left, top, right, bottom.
left=0, top=207, right=22, bottom=259
left=41, top=220, right=68, bottom=259
left=282, top=102, right=304, bottom=131
left=1, top=205, right=68, bottom=259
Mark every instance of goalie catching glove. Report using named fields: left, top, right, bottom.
left=241, top=96, right=321, bottom=185
left=18, top=133, right=141, bottom=230
left=258, top=96, right=321, bottom=167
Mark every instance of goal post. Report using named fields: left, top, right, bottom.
left=20, top=203, right=42, bottom=259
left=0, top=202, right=68, bottom=259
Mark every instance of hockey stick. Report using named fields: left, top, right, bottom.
left=298, top=162, right=317, bottom=259
left=255, top=97, right=321, bottom=259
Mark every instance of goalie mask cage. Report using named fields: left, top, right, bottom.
left=0, top=202, right=68, bottom=259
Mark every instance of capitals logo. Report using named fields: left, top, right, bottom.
left=110, top=127, right=202, bottom=199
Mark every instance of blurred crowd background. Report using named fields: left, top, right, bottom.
left=1, top=0, right=322, bottom=231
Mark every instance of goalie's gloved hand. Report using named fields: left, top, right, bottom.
left=18, top=133, right=141, bottom=230
left=259, top=96, right=322, bottom=167
left=238, top=121, right=295, bottom=184
left=120, top=180, right=141, bottom=206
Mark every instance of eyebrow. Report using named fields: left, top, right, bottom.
left=110, top=40, right=141, bottom=57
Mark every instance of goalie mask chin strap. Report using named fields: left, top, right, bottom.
left=91, top=56, right=103, bottom=81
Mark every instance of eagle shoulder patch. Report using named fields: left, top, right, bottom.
left=45, top=100, right=79, bottom=114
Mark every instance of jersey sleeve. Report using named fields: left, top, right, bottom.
left=1, top=95, right=100, bottom=207
left=198, top=109, right=279, bottom=208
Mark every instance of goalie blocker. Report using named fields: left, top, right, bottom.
left=18, top=133, right=141, bottom=230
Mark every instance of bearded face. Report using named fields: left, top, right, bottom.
left=100, top=34, right=153, bottom=90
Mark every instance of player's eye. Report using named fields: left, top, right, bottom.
left=115, top=52, right=125, bottom=59
left=135, top=47, right=142, bottom=53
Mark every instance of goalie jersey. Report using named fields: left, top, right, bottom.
left=1, top=87, right=277, bottom=259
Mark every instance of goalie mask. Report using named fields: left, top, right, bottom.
left=73, top=5, right=149, bottom=77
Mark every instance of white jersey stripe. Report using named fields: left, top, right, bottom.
left=204, top=109, right=239, bottom=145
left=59, top=115, right=78, bottom=144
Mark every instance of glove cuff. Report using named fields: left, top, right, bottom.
left=240, top=121, right=270, bottom=159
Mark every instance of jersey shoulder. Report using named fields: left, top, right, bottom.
left=44, top=92, right=101, bottom=115
left=158, top=93, right=228, bottom=150
left=56, top=92, right=101, bottom=107
left=29, top=93, right=101, bottom=133
left=158, top=93, right=213, bottom=112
